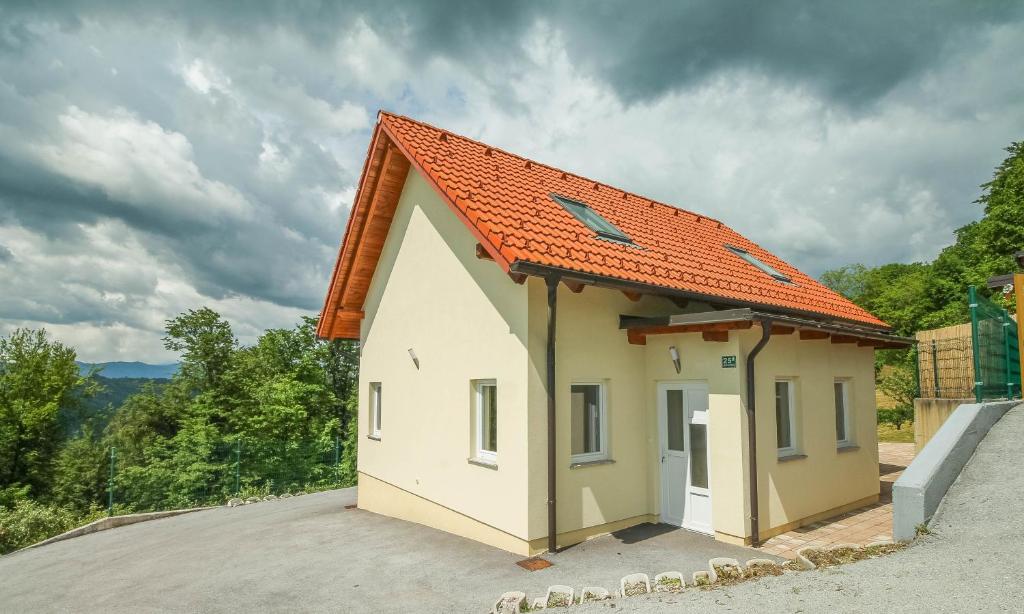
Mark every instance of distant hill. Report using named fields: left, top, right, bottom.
left=65, top=374, right=170, bottom=436
left=76, top=361, right=179, bottom=379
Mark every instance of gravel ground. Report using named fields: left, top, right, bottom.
left=575, top=403, right=1024, bottom=614
left=0, top=487, right=765, bottom=613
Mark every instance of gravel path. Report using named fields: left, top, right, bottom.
left=575, top=403, right=1024, bottom=613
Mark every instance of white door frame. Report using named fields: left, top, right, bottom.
left=657, top=381, right=713, bottom=535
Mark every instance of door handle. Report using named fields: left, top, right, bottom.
left=661, top=455, right=666, bottom=463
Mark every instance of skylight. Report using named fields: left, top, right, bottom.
left=551, top=194, right=632, bottom=244
left=725, top=245, right=792, bottom=283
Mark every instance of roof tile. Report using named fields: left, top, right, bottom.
left=378, top=112, right=887, bottom=328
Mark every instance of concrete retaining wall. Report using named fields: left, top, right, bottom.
left=24, top=507, right=214, bottom=552
left=914, top=398, right=974, bottom=452
left=894, top=401, right=1020, bottom=541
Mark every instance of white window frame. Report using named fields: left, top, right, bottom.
left=775, top=379, right=797, bottom=457
left=369, top=382, right=382, bottom=439
left=474, top=379, right=498, bottom=463
left=834, top=379, right=853, bottom=447
left=570, top=381, right=609, bottom=464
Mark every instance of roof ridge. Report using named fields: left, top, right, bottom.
left=377, top=110, right=723, bottom=225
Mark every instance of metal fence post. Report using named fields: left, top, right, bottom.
left=334, top=435, right=341, bottom=486
left=107, top=446, right=116, bottom=517
left=235, top=440, right=241, bottom=495
left=969, top=286, right=983, bottom=402
left=1004, top=310, right=1014, bottom=399
left=931, top=339, right=941, bottom=398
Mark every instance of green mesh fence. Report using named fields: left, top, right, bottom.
left=106, top=436, right=344, bottom=515
left=969, top=286, right=1022, bottom=402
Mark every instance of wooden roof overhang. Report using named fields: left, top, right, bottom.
left=619, top=308, right=915, bottom=348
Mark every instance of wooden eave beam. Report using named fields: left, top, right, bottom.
left=475, top=243, right=494, bottom=260
left=702, top=331, right=729, bottom=342
left=770, top=325, right=796, bottom=335
left=626, top=320, right=753, bottom=345
left=563, top=280, right=585, bottom=293
left=622, top=291, right=642, bottom=302
left=799, top=330, right=830, bottom=340
left=831, top=334, right=858, bottom=344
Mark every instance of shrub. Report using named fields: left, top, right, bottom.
left=878, top=406, right=914, bottom=430
left=0, top=499, right=79, bottom=554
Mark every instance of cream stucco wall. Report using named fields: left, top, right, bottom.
left=355, top=167, right=880, bottom=552
left=357, top=170, right=532, bottom=541
left=737, top=329, right=880, bottom=539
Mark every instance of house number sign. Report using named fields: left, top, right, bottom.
left=721, top=355, right=737, bottom=368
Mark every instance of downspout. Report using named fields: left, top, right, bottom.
left=546, top=274, right=560, bottom=554
left=745, top=318, right=772, bottom=546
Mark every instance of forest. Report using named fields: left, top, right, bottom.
left=0, top=310, right=359, bottom=553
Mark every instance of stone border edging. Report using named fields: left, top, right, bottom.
left=21, top=507, right=215, bottom=553
left=893, top=400, right=1020, bottom=541
left=491, top=541, right=906, bottom=611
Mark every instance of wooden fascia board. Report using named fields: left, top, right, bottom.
left=317, top=125, right=389, bottom=338
left=378, top=120, right=513, bottom=275
left=339, top=142, right=407, bottom=308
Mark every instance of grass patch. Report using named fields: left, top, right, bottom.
left=743, top=561, right=784, bottom=578
left=877, top=422, right=914, bottom=443
left=655, top=576, right=683, bottom=592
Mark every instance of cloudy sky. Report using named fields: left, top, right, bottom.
left=1, top=2, right=1023, bottom=363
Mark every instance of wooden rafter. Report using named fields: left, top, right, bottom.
left=702, top=331, right=729, bottom=342
left=626, top=320, right=752, bottom=345
left=799, top=330, right=830, bottom=340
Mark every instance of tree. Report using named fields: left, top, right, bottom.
left=163, top=308, right=236, bottom=393
left=0, top=329, right=89, bottom=499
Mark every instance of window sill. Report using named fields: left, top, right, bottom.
left=570, top=458, right=615, bottom=469
left=366, top=434, right=381, bottom=441
left=777, top=453, right=807, bottom=463
left=467, top=457, right=498, bottom=470
left=837, top=444, right=860, bottom=453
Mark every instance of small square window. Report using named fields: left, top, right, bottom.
left=775, top=379, right=797, bottom=456
left=835, top=380, right=853, bottom=447
left=474, top=380, right=498, bottom=463
left=571, top=382, right=608, bottom=463
left=369, top=382, right=382, bottom=438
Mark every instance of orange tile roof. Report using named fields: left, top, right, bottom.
left=319, top=111, right=888, bottom=338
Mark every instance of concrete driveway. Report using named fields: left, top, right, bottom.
left=0, top=489, right=767, bottom=613
left=574, top=403, right=1024, bottom=613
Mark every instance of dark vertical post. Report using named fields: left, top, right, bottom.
left=107, top=446, right=117, bottom=517
left=334, top=435, right=341, bottom=486
left=969, top=286, right=983, bottom=402
left=745, top=319, right=772, bottom=547
left=235, top=440, right=241, bottom=494
left=931, top=340, right=941, bottom=398
left=546, top=275, right=560, bottom=554
left=1003, top=310, right=1012, bottom=399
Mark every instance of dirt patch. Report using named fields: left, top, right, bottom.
left=743, top=561, right=784, bottom=579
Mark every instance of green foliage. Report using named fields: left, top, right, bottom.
left=878, top=363, right=919, bottom=410
left=877, top=407, right=914, bottom=431
left=0, top=499, right=78, bottom=554
left=0, top=329, right=92, bottom=498
left=0, top=308, right=359, bottom=550
left=821, top=140, right=1024, bottom=336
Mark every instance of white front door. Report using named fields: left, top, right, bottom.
left=658, top=382, right=713, bottom=534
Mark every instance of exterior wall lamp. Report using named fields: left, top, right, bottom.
left=669, top=345, right=681, bottom=374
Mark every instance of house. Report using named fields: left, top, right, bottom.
left=317, top=112, right=913, bottom=555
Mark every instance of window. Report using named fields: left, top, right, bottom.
left=474, top=380, right=498, bottom=463
left=570, top=383, right=608, bottom=463
left=551, top=194, right=633, bottom=244
left=369, top=382, right=382, bottom=438
left=775, top=379, right=797, bottom=456
left=834, top=380, right=852, bottom=447
left=725, top=245, right=792, bottom=283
